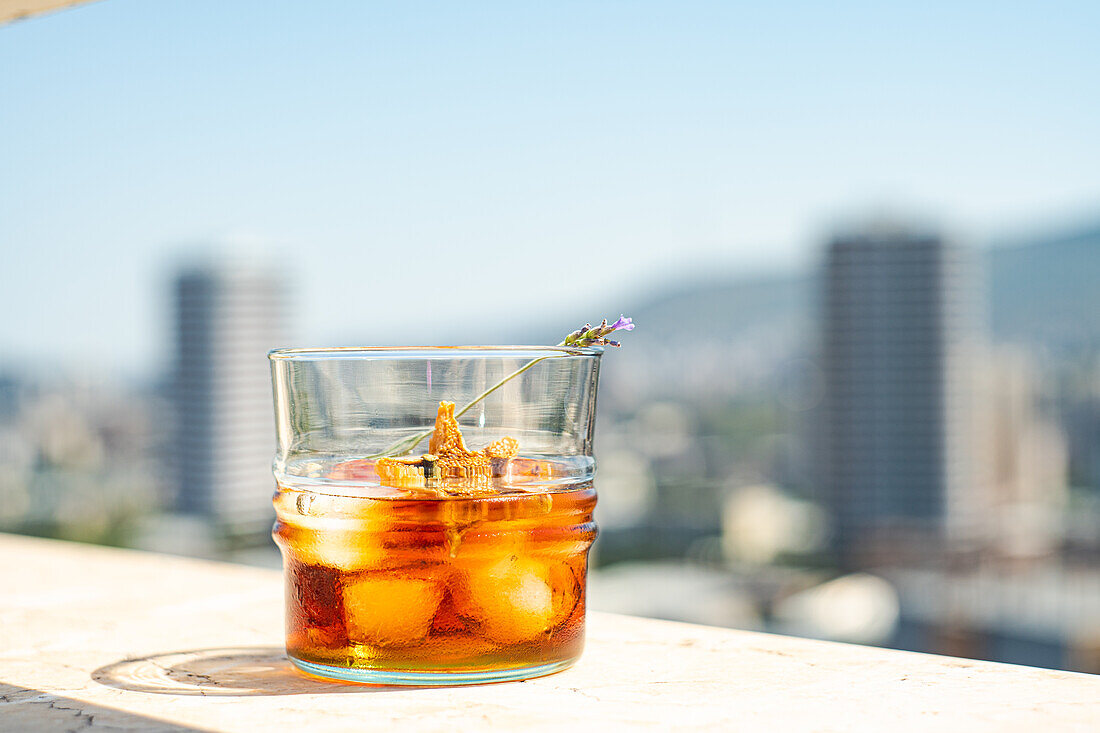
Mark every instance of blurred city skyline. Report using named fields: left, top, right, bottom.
left=2, top=1, right=1099, bottom=373
left=3, top=0, right=1100, bottom=674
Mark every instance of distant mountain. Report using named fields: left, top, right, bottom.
left=575, top=272, right=814, bottom=404
left=625, top=272, right=813, bottom=348
left=517, top=271, right=813, bottom=357
left=596, top=221, right=1100, bottom=363
left=987, top=224, right=1100, bottom=352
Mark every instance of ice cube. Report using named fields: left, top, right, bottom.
left=343, top=572, right=443, bottom=646
left=429, top=590, right=471, bottom=634
left=455, top=555, right=556, bottom=644
left=292, top=529, right=387, bottom=572
left=548, top=561, right=581, bottom=627
left=288, top=559, right=344, bottom=629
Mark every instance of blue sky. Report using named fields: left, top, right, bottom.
left=2, top=1, right=1098, bottom=375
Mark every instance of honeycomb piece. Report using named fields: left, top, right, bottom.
left=482, top=436, right=519, bottom=460
left=424, top=401, right=495, bottom=493
left=374, top=401, right=519, bottom=496
left=435, top=453, right=493, bottom=493
left=428, top=401, right=473, bottom=457
left=376, top=455, right=431, bottom=490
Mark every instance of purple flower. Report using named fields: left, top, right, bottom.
left=559, top=315, right=637, bottom=347
left=609, top=315, right=635, bottom=332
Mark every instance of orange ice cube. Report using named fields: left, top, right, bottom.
left=294, top=530, right=388, bottom=572
left=548, top=561, right=581, bottom=627
left=429, top=590, right=471, bottom=634
left=343, top=572, right=444, bottom=646
left=455, top=554, right=557, bottom=644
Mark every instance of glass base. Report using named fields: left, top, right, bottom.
left=290, top=656, right=575, bottom=686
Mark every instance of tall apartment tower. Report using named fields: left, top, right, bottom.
left=820, top=226, right=979, bottom=566
left=173, top=263, right=286, bottom=534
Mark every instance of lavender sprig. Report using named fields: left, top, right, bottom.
left=367, top=316, right=636, bottom=458
left=560, top=316, right=635, bottom=348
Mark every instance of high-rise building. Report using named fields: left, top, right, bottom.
left=820, top=226, right=979, bottom=565
left=974, top=346, right=1068, bottom=559
left=173, top=263, right=286, bottom=535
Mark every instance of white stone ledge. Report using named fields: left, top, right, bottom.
left=1, top=533, right=1097, bottom=732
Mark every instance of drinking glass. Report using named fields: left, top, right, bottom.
left=269, top=346, right=601, bottom=685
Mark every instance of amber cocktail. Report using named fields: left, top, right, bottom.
left=269, top=347, right=603, bottom=685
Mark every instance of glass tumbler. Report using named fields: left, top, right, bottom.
left=269, top=347, right=601, bottom=685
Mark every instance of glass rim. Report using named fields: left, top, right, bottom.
left=268, top=345, right=604, bottom=361
left=273, top=478, right=596, bottom=502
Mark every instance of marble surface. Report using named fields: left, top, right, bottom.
left=2, top=533, right=1098, bottom=732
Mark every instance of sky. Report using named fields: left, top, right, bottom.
left=1, top=0, right=1098, bottom=376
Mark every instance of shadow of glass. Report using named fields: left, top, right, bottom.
left=92, top=646, right=382, bottom=697
left=1, top=681, right=207, bottom=731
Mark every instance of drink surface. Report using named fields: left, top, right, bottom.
left=272, top=456, right=597, bottom=675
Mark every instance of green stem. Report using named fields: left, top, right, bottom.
left=366, top=352, right=562, bottom=458
left=454, top=354, right=555, bottom=420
